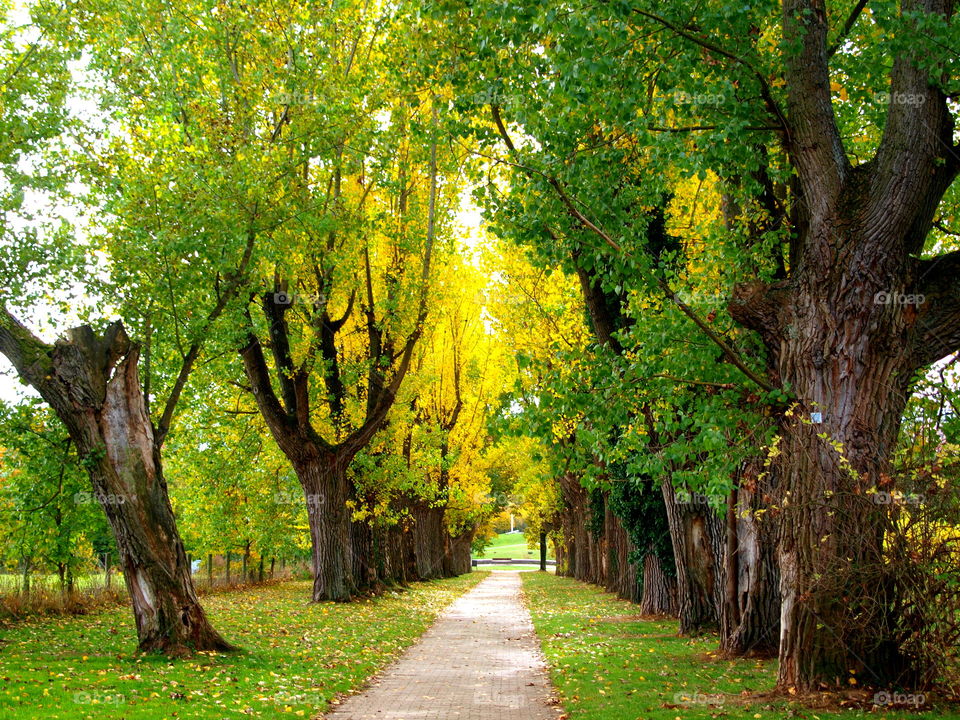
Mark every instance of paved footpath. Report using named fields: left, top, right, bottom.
left=322, top=571, right=562, bottom=720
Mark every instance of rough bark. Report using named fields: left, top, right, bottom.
left=296, top=453, right=356, bottom=601
left=719, top=475, right=780, bottom=657
left=411, top=503, right=448, bottom=580
left=447, top=529, right=474, bottom=576
left=639, top=551, right=678, bottom=616
left=0, top=318, right=231, bottom=654
left=604, top=498, right=639, bottom=601
left=661, top=479, right=725, bottom=634
left=725, top=0, right=959, bottom=687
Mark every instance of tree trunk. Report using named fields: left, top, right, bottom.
left=297, top=454, right=356, bottom=602
left=98, top=354, right=232, bottom=653
left=351, top=518, right=378, bottom=592
left=719, top=473, right=780, bottom=657
left=604, top=498, right=639, bottom=601
left=731, top=210, right=957, bottom=686
left=639, top=551, right=678, bottom=616
left=661, top=479, right=724, bottom=634
left=771, top=376, right=914, bottom=687
left=20, top=557, right=30, bottom=596
left=723, top=0, right=960, bottom=687
left=558, top=472, right=595, bottom=583
left=412, top=503, right=447, bottom=580
left=0, top=321, right=231, bottom=654
left=448, top=529, right=474, bottom=576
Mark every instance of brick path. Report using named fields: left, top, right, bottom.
left=322, top=571, right=562, bottom=720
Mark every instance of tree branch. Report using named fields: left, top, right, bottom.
left=827, top=0, right=869, bottom=57
left=914, top=250, right=960, bottom=367
left=155, top=228, right=257, bottom=447
left=781, top=0, right=849, bottom=211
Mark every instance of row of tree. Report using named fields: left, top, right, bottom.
left=0, top=0, right=958, bottom=698
left=0, top=0, right=525, bottom=655
left=438, top=0, right=960, bottom=695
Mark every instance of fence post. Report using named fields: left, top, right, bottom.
left=207, top=553, right=213, bottom=586
left=225, top=552, right=231, bottom=585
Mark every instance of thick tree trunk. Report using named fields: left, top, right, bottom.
left=93, top=352, right=232, bottom=653
left=639, top=551, right=678, bottom=616
left=661, top=479, right=724, bottom=634
left=732, top=201, right=953, bottom=687
left=447, top=529, right=474, bottom=576
left=604, top=499, right=638, bottom=601
left=20, top=558, right=31, bottom=596
left=296, top=454, right=356, bottom=602
left=719, top=478, right=780, bottom=657
left=558, top=472, right=595, bottom=583
left=380, top=521, right=411, bottom=585
left=724, top=0, right=960, bottom=688
left=0, top=321, right=231, bottom=654
left=412, top=503, right=447, bottom=580
left=351, top=518, right=378, bottom=592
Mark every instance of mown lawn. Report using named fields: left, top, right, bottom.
left=522, top=572, right=960, bottom=720
left=474, top=531, right=554, bottom=560
left=0, top=573, right=486, bottom=719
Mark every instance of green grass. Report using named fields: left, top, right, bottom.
left=0, top=572, right=486, bottom=719
left=473, top=531, right=555, bottom=560
left=482, top=564, right=555, bottom=572
left=521, top=572, right=959, bottom=720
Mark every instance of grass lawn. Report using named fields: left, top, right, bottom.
left=483, top=564, right=556, bottom=572
left=473, top=531, right=555, bottom=561
left=521, top=572, right=959, bottom=720
left=0, top=572, right=486, bottom=719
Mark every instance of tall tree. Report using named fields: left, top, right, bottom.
left=439, top=0, right=960, bottom=689
left=239, top=105, right=445, bottom=601
left=0, top=0, right=236, bottom=653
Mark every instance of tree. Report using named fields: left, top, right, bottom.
left=0, top=1, right=234, bottom=654
left=0, top=400, right=109, bottom=596
left=436, top=0, right=960, bottom=689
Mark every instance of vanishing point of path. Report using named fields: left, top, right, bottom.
left=323, top=571, right=562, bottom=720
